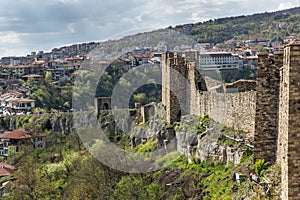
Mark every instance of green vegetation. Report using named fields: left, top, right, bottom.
left=25, top=72, right=72, bottom=111
left=221, top=125, right=248, bottom=136
left=174, top=114, right=212, bottom=134
left=1, top=114, right=279, bottom=199
left=136, top=139, right=157, bottom=155
left=187, top=7, right=300, bottom=44
left=253, top=159, right=269, bottom=176
left=96, top=64, right=162, bottom=108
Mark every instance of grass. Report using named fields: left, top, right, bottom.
left=155, top=152, right=257, bottom=199
left=174, top=114, right=213, bottom=135
left=136, top=139, right=157, bottom=155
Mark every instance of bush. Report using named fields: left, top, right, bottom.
left=253, top=159, right=269, bottom=176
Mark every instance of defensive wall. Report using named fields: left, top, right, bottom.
left=162, top=42, right=300, bottom=199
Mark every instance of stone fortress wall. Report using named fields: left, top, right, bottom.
left=162, top=42, right=300, bottom=199
left=94, top=42, right=299, bottom=198
left=162, top=51, right=256, bottom=134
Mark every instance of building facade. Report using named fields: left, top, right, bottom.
left=0, top=129, right=46, bottom=157
left=199, top=52, right=243, bottom=71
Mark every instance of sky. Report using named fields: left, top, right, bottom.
left=0, top=0, right=299, bottom=58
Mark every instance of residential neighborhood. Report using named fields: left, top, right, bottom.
left=0, top=32, right=296, bottom=117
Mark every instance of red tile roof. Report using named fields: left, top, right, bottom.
left=0, top=163, right=16, bottom=177
left=65, top=57, right=84, bottom=61
left=5, top=98, right=35, bottom=103
left=0, top=129, right=47, bottom=139
left=0, top=129, right=31, bottom=139
left=32, top=60, right=46, bottom=65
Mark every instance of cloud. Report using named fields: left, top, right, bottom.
left=67, top=23, right=76, bottom=33
left=0, top=0, right=299, bottom=58
left=0, top=31, right=26, bottom=43
left=277, top=2, right=294, bottom=10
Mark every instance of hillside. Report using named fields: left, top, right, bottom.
left=175, top=7, right=300, bottom=44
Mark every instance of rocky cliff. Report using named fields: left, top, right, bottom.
left=175, top=115, right=246, bottom=165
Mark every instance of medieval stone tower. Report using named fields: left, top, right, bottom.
left=162, top=51, right=204, bottom=123
left=277, top=41, right=300, bottom=200
left=242, top=42, right=300, bottom=199
left=254, top=52, right=281, bottom=164
left=162, top=52, right=187, bottom=123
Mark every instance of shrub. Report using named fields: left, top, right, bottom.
left=253, top=159, right=269, bottom=176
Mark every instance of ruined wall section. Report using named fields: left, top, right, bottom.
left=254, top=52, right=280, bottom=164
left=162, top=52, right=189, bottom=123
left=224, top=92, right=256, bottom=134
left=209, top=93, right=227, bottom=125
left=195, top=91, right=256, bottom=134
left=162, top=52, right=257, bottom=134
left=278, top=42, right=300, bottom=199
left=183, top=51, right=208, bottom=117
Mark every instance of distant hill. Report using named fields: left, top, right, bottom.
left=175, top=6, right=300, bottom=44
left=8, top=6, right=300, bottom=62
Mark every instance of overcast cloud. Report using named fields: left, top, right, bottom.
left=0, top=0, right=299, bottom=57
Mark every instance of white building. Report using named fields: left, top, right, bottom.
left=199, top=52, right=243, bottom=71
left=2, top=98, right=35, bottom=115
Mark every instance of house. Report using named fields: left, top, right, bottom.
left=65, top=56, right=85, bottom=70
left=47, top=59, right=67, bottom=82
left=0, top=91, right=23, bottom=108
left=2, top=98, right=35, bottom=115
left=22, top=74, right=42, bottom=79
left=0, top=129, right=47, bottom=157
left=5, top=64, right=43, bottom=78
left=284, top=36, right=298, bottom=44
left=244, top=55, right=258, bottom=69
left=277, top=22, right=288, bottom=28
left=0, top=162, right=15, bottom=197
left=16, top=86, right=33, bottom=98
left=31, top=60, right=46, bottom=74
left=273, top=45, right=284, bottom=53
left=22, top=74, right=43, bottom=84
left=0, top=163, right=15, bottom=177
left=128, top=54, right=153, bottom=66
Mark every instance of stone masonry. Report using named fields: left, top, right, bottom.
left=277, top=41, right=300, bottom=200
left=254, top=52, right=281, bottom=164
left=162, top=51, right=256, bottom=134
left=162, top=51, right=206, bottom=123
left=162, top=45, right=300, bottom=199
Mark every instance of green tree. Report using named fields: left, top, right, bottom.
left=45, top=71, right=53, bottom=83
left=9, top=158, right=55, bottom=199
left=113, top=174, right=165, bottom=200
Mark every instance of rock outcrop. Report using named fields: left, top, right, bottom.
left=175, top=116, right=246, bottom=165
